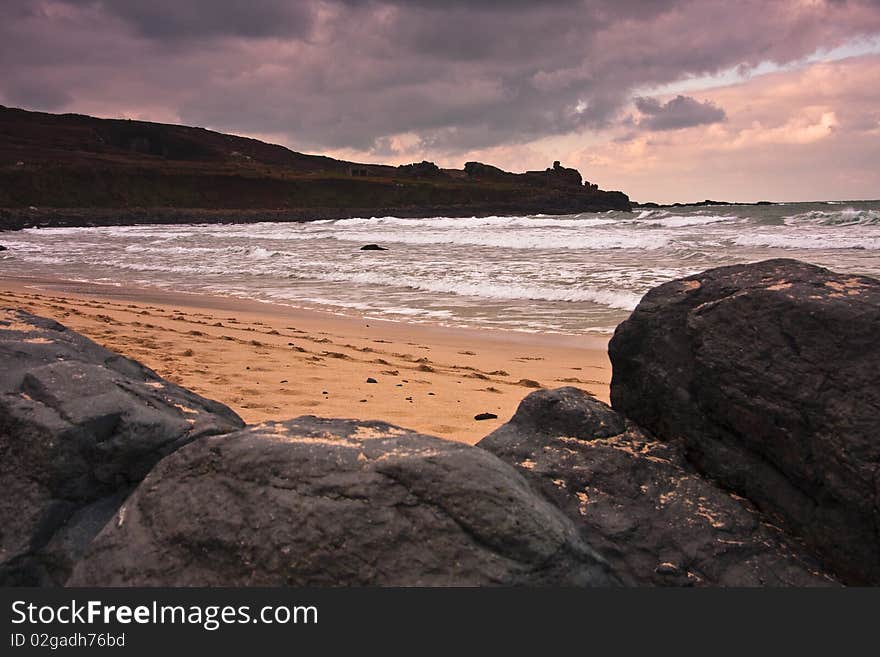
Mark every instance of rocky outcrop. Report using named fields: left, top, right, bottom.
left=0, top=309, right=244, bottom=585
left=479, top=387, right=835, bottom=586
left=523, top=161, right=584, bottom=188
left=464, top=161, right=511, bottom=180
left=609, top=259, right=880, bottom=584
left=69, top=417, right=618, bottom=586
left=397, top=161, right=444, bottom=178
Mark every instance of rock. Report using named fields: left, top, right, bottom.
left=609, top=259, right=880, bottom=584
left=396, top=161, right=444, bottom=178
left=366, top=377, right=377, bottom=383
left=69, top=417, right=618, bottom=586
left=464, top=161, right=511, bottom=180
left=474, top=412, right=498, bottom=421
left=360, top=244, right=388, bottom=251
left=0, top=245, right=7, bottom=251
left=0, top=309, right=244, bottom=585
left=479, top=387, right=836, bottom=586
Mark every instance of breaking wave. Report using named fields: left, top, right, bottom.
left=287, top=270, right=642, bottom=310
left=784, top=207, right=880, bottom=226
left=5, top=201, right=880, bottom=334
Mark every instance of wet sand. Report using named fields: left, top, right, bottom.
left=0, top=276, right=611, bottom=443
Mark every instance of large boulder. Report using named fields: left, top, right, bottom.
left=609, top=259, right=880, bottom=584
left=0, top=309, right=244, bottom=585
left=479, top=387, right=835, bottom=586
left=69, top=417, right=618, bottom=586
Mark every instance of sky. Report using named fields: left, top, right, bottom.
left=2, top=0, right=880, bottom=203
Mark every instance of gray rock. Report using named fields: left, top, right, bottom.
left=0, top=309, right=244, bottom=585
left=609, top=259, right=880, bottom=584
left=69, top=416, right=618, bottom=586
left=479, top=387, right=836, bottom=586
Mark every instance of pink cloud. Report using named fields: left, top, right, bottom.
left=573, top=55, right=880, bottom=202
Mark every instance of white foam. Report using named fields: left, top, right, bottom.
left=326, top=214, right=619, bottom=229
left=6, top=204, right=879, bottom=335
left=312, top=229, right=672, bottom=250
left=733, top=233, right=880, bottom=250
left=642, top=214, right=739, bottom=228
left=783, top=207, right=880, bottom=226
left=290, top=270, right=642, bottom=310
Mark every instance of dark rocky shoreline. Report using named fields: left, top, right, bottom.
left=2, top=258, right=877, bottom=586
left=0, top=199, right=627, bottom=232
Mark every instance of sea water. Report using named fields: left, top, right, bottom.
left=2, top=201, right=878, bottom=335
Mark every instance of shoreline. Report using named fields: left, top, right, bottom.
left=0, top=275, right=611, bottom=443
left=0, top=201, right=633, bottom=232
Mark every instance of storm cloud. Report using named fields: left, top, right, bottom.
left=635, top=95, right=727, bottom=130
left=1, top=0, right=879, bottom=159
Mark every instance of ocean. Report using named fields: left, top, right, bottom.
left=2, top=200, right=879, bottom=335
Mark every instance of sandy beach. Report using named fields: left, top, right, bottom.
left=0, top=276, right=610, bottom=443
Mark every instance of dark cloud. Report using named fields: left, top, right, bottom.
left=0, top=0, right=878, bottom=155
left=57, top=1, right=315, bottom=39
left=635, top=95, right=727, bottom=130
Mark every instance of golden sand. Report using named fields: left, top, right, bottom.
left=0, top=277, right=610, bottom=444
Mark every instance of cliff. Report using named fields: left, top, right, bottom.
left=0, top=106, right=630, bottom=229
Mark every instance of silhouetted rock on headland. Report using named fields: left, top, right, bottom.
left=396, top=161, right=444, bottom=178
left=633, top=200, right=777, bottom=208
left=609, top=259, right=880, bottom=584
left=0, top=309, right=244, bottom=586
left=478, top=387, right=835, bottom=586
left=69, top=417, right=618, bottom=586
